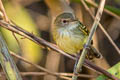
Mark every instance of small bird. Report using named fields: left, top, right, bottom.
left=52, top=13, right=101, bottom=59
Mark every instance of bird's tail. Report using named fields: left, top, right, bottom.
left=87, top=46, right=102, bottom=59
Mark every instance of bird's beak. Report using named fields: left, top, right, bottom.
left=70, top=19, right=78, bottom=23
left=71, top=19, right=78, bottom=22
left=69, top=19, right=78, bottom=25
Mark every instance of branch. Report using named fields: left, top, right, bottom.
left=71, top=0, right=120, bottom=20
left=0, top=32, right=22, bottom=80
left=20, top=72, right=95, bottom=78
left=85, top=60, right=120, bottom=80
left=81, top=0, right=120, bottom=55
left=86, top=0, right=120, bottom=20
left=0, top=1, right=118, bottom=79
left=0, top=19, right=119, bottom=80
left=0, top=72, right=96, bottom=78
left=9, top=51, right=71, bottom=80
left=0, top=0, right=9, bottom=22
left=72, top=0, right=105, bottom=80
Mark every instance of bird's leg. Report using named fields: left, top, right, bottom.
left=90, top=45, right=102, bottom=58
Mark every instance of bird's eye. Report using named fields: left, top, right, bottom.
left=61, top=19, right=68, bottom=24
left=63, top=20, right=67, bottom=23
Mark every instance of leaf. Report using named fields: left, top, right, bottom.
left=1, top=2, right=43, bottom=65
left=104, top=5, right=120, bottom=16
left=96, top=62, right=120, bottom=80
left=71, top=0, right=120, bottom=17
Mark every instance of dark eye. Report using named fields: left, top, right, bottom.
left=63, top=20, right=67, bottom=23
left=61, top=19, right=68, bottom=24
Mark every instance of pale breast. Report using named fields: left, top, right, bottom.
left=55, top=29, right=88, bottom=54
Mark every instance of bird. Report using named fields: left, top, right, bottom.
left=52, top=12, right=102, bottom=59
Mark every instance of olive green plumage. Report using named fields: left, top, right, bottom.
left=52, top=13, right=101, bottom=58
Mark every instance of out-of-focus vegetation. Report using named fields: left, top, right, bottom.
left=0, top=0, right=120, bottom=80
left=1, top=1, right=43, bottom=69
left=0, top=33, right=22, bottom=80
left=97, top=62, right=120, bottom=80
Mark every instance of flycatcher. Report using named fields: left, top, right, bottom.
left=52, top=13, right=101, bottom=59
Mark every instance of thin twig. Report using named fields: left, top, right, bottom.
left=0, top=71, right=96, bottom=78
left=0, top=72, right=71, bottom=80
left=85, top=59, right=120, bottom=80
left=0, top=1, right=119, bottom=80
left=10, top=51, right=70, bottom=80
left=71, top=0, right=120, bottom=20
left=0, top=20, right=119, bottom=80
left=12, top=32, right=21, bottom=47
left=81, top=0, right=120, bottom=55
left=85, top=0, right=120, bottom=20
left=10, top=51, right=94, bottom=80
left=0, top=0, right=9, bottom=22
left=10, top=51, right=57, bottom=76
left=0, top=0, right=23, bottom=52
left=20, top=72, right=95, bottom=78
left=0, top=20, right=102, bottom=74
left=72, top=0, right=105, bottom=80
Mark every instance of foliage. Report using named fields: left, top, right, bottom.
left=97, top=62, right=120, bottom=80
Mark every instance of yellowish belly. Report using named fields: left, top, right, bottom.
left=56, top=34, right=87, bottom=54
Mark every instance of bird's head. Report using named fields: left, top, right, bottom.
left=54, top=13, right=80, bottom=29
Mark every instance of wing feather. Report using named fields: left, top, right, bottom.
left=78, top=22, right=89, bottom=35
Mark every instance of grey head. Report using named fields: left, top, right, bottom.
left=54, top=13, right=79, bottom=28
left=54, top=13, right=89, bottom=34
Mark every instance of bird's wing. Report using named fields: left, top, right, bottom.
left=78, top=22, right=89, bottom=35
